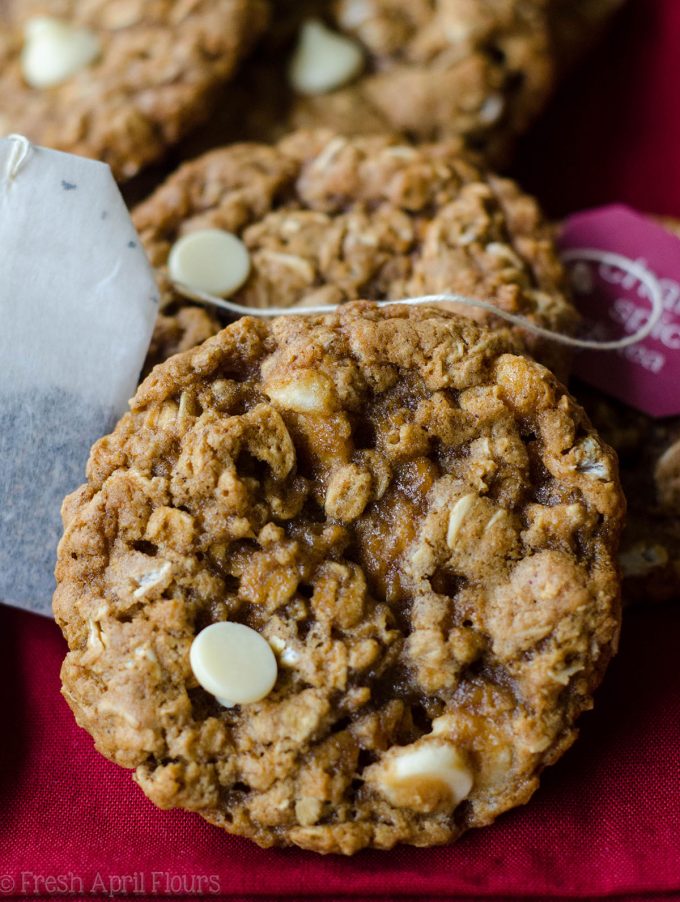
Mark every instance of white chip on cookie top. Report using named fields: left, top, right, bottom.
left=190, top=622, right=278, bottom=707
left=371, top=739, right=474, bottom=814
left=289, top=19, right=364, bottom=95
left=265, top=370, right=337, bottom=415
left=21, top=17, right=101, bottom=89
left=168, top=229, right=251, bottom=298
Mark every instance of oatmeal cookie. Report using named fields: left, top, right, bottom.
left=54, top=303, right=624, bottom=854
left=179, top=0, right=625, bottom=167
left=576, top=384, right=680, bottom=604
left=135, top=129, right=577, bottom=376
left=0, top=0, right=269, bottom=181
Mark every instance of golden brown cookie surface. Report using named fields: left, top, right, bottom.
left=0, top=0, right=269, bottom=180
left=55, top=304, right=624, bottom=853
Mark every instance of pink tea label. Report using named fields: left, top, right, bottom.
left=559, top=205, right=680, bottom=418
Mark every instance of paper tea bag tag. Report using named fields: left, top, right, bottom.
left=559, top=205, right=680, bottom=418
left=0, top=137, right=158, bottom=617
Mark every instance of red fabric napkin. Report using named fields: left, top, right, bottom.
left=2, top=0, right=680, bottom=898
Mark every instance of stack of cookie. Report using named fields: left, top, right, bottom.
left=7, top=0, right=663, bottom=854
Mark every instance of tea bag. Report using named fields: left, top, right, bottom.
left=561, top=205, right=680, bottom=417
left=0, top=136, right=158, bottom=616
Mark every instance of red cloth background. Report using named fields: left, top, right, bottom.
left=2, top=0, right=680, bottom=898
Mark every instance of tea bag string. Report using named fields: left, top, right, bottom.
left=3, top=135, right=663, bottom=351
left=174, top=249, right=663, bottom=352
left=4, top=134, right=32, bottom=184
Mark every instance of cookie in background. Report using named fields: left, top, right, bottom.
left=136, top=129, right=578, bottom=378
left=576, top=384, right=680, bottom=603
left=178, top=0, right=627, bottom=169
left=0, top=0, right=269, bottom=180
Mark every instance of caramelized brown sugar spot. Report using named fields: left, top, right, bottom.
left=135, top=129, right=577, bottom=377
left=55, top=304, right=624, bottom=854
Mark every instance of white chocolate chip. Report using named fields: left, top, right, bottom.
left=371, top=740, right=473, bottom=813
left=168, top=229, right=251, bottom=298
left=265, top=370, right=336, bottom=415
left=21, top=17, right=101, bottom=89
left=190, top=622, right=278, bottom=707
left=289, top=19, right=364, bottom=95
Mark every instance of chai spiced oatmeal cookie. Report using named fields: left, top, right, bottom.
left=576, top=383, right=680, bottom=604
left=0, top=0, right=269, bottom=181
left=135, top=129, right=577, bottom=376
left=54, top=303, right=624, bottom=854
left=178, top=0, right=626, bottom=167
